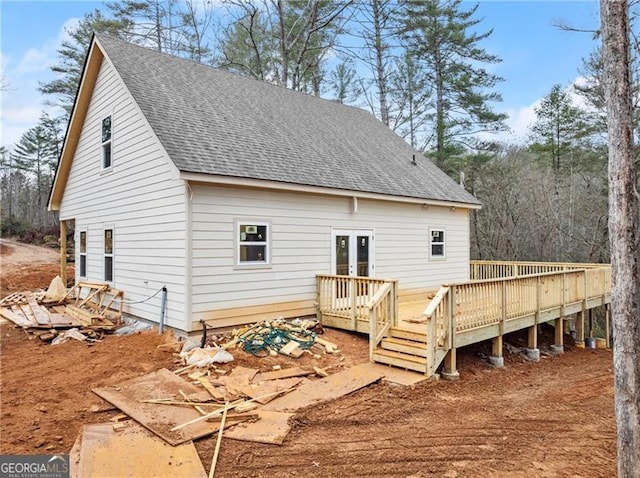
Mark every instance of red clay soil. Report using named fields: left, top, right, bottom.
left=0, top=241, right=617, bottom=477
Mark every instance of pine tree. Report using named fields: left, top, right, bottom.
left=12, top=122, right=59, bottom=226
left=529, top=84, right=586, bottom=172
left=399, top=0, right=507, bottom=170
left=39, top=9, right=130, bottom=115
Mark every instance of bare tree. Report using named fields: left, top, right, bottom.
left=600, top=1, right=640, bottom=475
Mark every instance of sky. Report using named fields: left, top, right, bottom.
left=0, top=0, right=601, bottom=150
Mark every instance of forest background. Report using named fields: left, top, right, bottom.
left=1, top=0, right=634, bottom=264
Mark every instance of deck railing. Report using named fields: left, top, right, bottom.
left=316, top=274, right=398, bottom=332
left=470, top=260, right=609, bottom=280
left=419, top=263, right=611, bottom=375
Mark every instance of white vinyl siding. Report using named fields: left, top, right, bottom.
left=190, top=185, right=470, bottom=328
left=59, top=55, right=188, bottom=330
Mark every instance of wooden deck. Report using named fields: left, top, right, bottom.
left=316, top=261, right=612, bottom=378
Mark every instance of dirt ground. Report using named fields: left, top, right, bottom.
left=0, top=241, right=617, bottom=477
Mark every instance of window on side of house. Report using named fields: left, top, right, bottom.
left=237, top=222, right=269, bottom=265
left=430, top=228, right=445, bottom=259
left=104, top=229, right=114, bottom=282
left=102, top=115, right=112, bottom=169
left=79, top=231, right=87, bottom=278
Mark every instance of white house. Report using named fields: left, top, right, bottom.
left=49, top=35, right=481, bottom=333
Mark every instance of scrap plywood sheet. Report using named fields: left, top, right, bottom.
left=362, top=363, right=429, bottom=386
left=92, top=368, right=220, bottom=446
left=74, top=422, right=206, bottom=478
left=224, top=410, right=294, bottom=445
left=261, top=363, right=384, bottom=412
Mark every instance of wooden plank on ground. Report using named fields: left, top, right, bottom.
left=0, top=307, right=33, bottom=327
left=28, top=298, right=52, bottom=326
left=92, top=368, right=222, bottom=446
left=253, top=367, right=313, bottom=382
left=17, top=304, right=37, bottom=325
left=225, top=410, right=294, bottom=445
left=75, top=422, right=206, bottom=478
left=238, top=377, right=303, bottom=404
left=361, top=363, right=429, bottom=386
left=261, top=363, right=384, bottom=412
left=197, top=376, right=225, bottom=401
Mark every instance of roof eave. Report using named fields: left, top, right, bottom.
left=48, top=37, right=104, bottom=212
left=179, top=171, right=482, bottom=210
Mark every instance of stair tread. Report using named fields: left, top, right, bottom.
left=388, top=328, right=428, bottom=343
left=382, top=336, right=427, bottom=347
left=373, top=348, right=427, bottom=364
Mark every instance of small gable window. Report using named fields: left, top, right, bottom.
left=79, top=230, right=87, bottom=278
left=430, top=229, right=445, bottom=259
left=104, top=228, right=114, bottom=282
left=237, top=222, right=269, bottom=265
left=102, top=115, right=112, bottom=169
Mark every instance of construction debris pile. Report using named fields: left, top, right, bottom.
left=75, top=358, right=385, bottom=476
left=0, top=278, right=124, bottom=342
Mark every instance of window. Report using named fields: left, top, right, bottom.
left=104, top=229, right=113, bottom=281
left=102, top=115, right=112, bottom=169
left=237, top=222, right=269, bottom=264
left=430, top=229, right=445, bottom=258
left=79, top=231, right=87, bottom=278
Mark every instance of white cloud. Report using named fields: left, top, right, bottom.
left=14, top=48, right=52, bottom=75
left=1, top=19, right=82, bottom=148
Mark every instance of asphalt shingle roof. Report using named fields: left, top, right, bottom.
left=96, top=35, right=480, bottom=206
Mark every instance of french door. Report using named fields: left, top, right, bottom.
left=331, top=229, right=374, bottom=303
left=331, top=229, right=374, bottom=277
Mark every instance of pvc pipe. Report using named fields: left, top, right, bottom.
left=159, top=286, right=167, bottom=334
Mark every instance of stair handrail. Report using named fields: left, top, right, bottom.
left=421, top=286, right=451, bottom=375
left=368, top=282, right=394, bottom=360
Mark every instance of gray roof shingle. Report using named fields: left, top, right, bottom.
left=96, top=35, right=480, bottom=206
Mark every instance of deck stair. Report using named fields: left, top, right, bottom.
left=372, top=327, right=429, bottom=373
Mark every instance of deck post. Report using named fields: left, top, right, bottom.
left=442, top=348, right=459, bottom=380
left=551, top=317, right=564, bottom=353
left=526, top=326, right=540, bottom=361
left=59, top=219, right=67, bottom=283
left=574, top=311, right=585, bottom=348
left=490, top=335, right=504, bottom=367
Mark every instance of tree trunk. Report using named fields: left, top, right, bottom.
left=372, top=0, right=389, bottom=126
left=600, top=1, right=640, bottom=476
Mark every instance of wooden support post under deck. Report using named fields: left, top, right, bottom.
left=575, top=311, right=585, bottom=348
left=442, top=348, right=459, bottom=380
left=552, top=317, right=564, bottom=353
left=490, top=335, right=504, bottom=367
left=526, top=326, right=540, bottom=361
left=59, top=220, right=67, bottom=283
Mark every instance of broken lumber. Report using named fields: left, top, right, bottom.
left=253, top=367, right=313, bottom=382
left=209, top=403, right=228, bottom=478
left=316, top=337, right=339, bottom=354
left=279, top=340, right=304, bottom=358
left=198, top=376, right=225, bottom=401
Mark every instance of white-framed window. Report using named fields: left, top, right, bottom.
left=104, top=228, right=114, bottom=282
left=429, top=228, right=445, bottom=259
left=236, top=221, right=270, bottom=266
left=101, top=115, right=112, bottom=169
left=79, top=230, right=87, bottom=278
